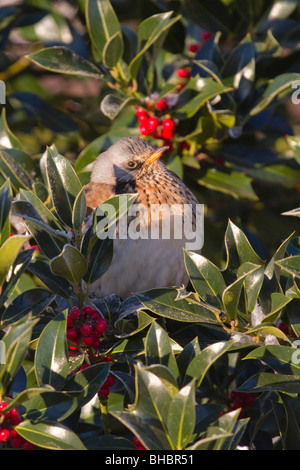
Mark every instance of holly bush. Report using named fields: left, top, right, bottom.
left=0, top=0, right=300, bottom=451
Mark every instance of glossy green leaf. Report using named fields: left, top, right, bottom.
left=224, top=220, right=263, bottom=271
left=237, top=372, right=300, bottom=393
left=0, top=108, right=24, bottom=150
left=0, top=149, right=31, bottom=191
left=34, top=311, right=69, bottom=390
left=145, top=322, right=179, bottom=380
left=265, top=233, right=294, bottom=281
left=176, top=338, right=201, bottom=387
left=0, top=179, right=12, bottom=245
left=0, top=248, right=35, bottom=308
left=19, top=189, right=63, bottom=230
left=176, top=79, right=232, bottom=119
left=0, top=234, right=29, bottom=288
left=11, top=388, right=81, bottom=422
left=246, top=325, right=290, bottom=344
left=86, top=0, right=123, bottom=67
left=65, top=362, right=111, bottom=408
left=100, top=94, right=138, bottom=120
left=83, top=237, right=113, bottom=285
left=184, top=249, right=226, bottom=307
left=129, top=12, right=181, bottom=79
left=237, top=262, right=264, bottom=313
left=214, top=409, right=248, bottom=450
left=249, top=73, right=300, bottom=117
left=16, top=420, right=86, bottom=450
left=244, top=344, right=300, bottom=375
left=27, top=258, right=73, bottom=299
left=28, top=46, right=103, bottom=78
left=72, top=186, right=87, bottom=232
left=12, top=200, right=67, bottom=259
left=50, top=244, right=88, bottom=285
left=186, top=341, right=234, bottom=386
left=188, top=431, right=233, bottom=450
left=2, top=288, right=55, bottom=325
left=198, top=169, right=258, bottom=201
left=46, top=146, right=82, bottom=228
left=94, top=194, right=138, bottom=239
left=276, top=256, right=300, bottom=279
left=136, top=288, right=220, bottom=324
left=112, top=363, right=175, bottom=450
left=115, top=310, right=156, bottom=339
left=0, top=316, right=37, bottom=396
left=103, top=31, right=124, bottom=68
left=167, top=379, right=196, bottom=449
left=223, top=265, right=262, bottom=319
left=261, top=292, right=293, bottom=324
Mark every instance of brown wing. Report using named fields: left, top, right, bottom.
left=84, top=182, right=115, bottom=209
left=83, top=182, right=115, bottom=232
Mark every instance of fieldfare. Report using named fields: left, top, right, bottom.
left=84, top=136, right=201, bottom=300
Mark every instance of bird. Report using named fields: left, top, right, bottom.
left=84, top=136, right=201, bottom=300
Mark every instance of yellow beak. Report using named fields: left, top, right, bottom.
left=143, top=146, right=169, bottom=166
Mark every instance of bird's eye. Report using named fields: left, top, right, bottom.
left=127, top=161, right=137, bottom=169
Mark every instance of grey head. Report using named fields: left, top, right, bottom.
left=90, top=137, right=168, bottom=185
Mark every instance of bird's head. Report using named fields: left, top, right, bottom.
left=90, top=137, right=169, bottom=186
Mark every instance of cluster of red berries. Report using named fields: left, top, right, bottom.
left=0, top=400, right=34, bottom=449
left=136, top=67, right=191, bottom=149
left=136, top=106, right=176, bottom=141
left=79, top=357, right=115, bottom=398
left=67, top=305, right=107, bottom=350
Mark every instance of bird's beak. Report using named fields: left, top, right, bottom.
left=143, top=146, right=169, bottom=166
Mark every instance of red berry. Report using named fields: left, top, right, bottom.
left=92, top=338, right=101, bottom=349
left=136, top=106, right=146, bottom=117
left=176, top=68, right=190, bottom=78
left=67, top=316, right=74, bottom=328
left=133, top=436, right=146, bottom=450
left=139, top=123, right=151, bottom=136
left=66, top=328, right=78, bottom=340
left=162, top=119, right=175, bottom=131
left=136, top=107, right=150, bottom=123
left=147, top=117, right=160, bottom=133
left=0, top=428, right=10, bottom=443
left=156, top=99, right=168, bottom=111
left=24, top=440, right=35, bottom=450
left=162, top=128, right=174, bottom=140
left=69, top=306, right=80, bottom=319
left=83, top=306, right=94, bottom=316
left=10, top=436, right=24, bottom=448
left=92, top=312, right=100, bottom=321
left=9, top=429, right=18, bottom=440
left=95, top=318, right=107, bottom=336
left=0, top=401, right=7, bottom=417
left=103, top=375, right=115, bottom=388
left=98, top=386, right=110, bottom=397
left=202, top=31, right=213, bottom=42
left=82, top=335, right=94, bottom=346
left=133, top=436, right=141, bottom=446
left=6, top=408, right=20, bottom=423
left=80, top=323, right=93, bottom=337
left=189, top=43, right=199, bottom=53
